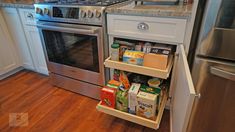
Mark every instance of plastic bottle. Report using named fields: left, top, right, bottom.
left=111, top=42, right=120, bottom=61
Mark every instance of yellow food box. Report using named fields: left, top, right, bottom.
left=123, top=50, right=144, bottom=66
left=136, top=91, right=158, bottom=120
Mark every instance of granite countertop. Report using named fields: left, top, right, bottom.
left=0, top=0, right=37, bottom=8
left=106, top=0, right=193, bottom=18
left=0, top=0, right=193, bottom=17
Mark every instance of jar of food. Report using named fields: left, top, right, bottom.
left=143, top=42, right=152, bottom=53
left=148, top=78, right=162, bottom=88
left=111, top=43, right=120, bottom=61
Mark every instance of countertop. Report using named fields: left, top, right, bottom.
left=106, top=1, right=193, bottom=18
left=0, top=0, right=193, bottom=18
left=0, top=0, right=36, bottom=8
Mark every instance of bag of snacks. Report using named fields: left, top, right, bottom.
left=113, top=69, right=120, bottom=81
left=119, top=71, right=130, bottom=90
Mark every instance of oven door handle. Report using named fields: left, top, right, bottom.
left=37, top=22, right=99, bottom=34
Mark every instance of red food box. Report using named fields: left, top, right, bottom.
left=100, top=87, right=117, bottom=108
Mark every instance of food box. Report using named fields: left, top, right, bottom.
left=140, top=85, right=162, bottom=111
left=123, top=50, right=144, bottom=66
left=107, top=79, right=122, bottom=89
left=128, top=83, right=141, bottom=114
left=143, top=53, right=169, bottom=70
left=100, top=87, right=117, bottom=108
left=143, top=45, right=172, bottom=70
left=137, top=91, right=158, bottom=120
left=140, top=85, right=161, bottom=95
left=116, top=89, right=128, bottom=112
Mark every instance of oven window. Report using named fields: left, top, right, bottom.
left=42, top=30, right=99, bottom=72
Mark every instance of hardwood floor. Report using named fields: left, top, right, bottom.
left=0, top=70, right=170, bottom=132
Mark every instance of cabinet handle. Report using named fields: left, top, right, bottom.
left=137, top=22, right=149, bottom=31
left=210, top=66, right=235, bottom=81
left=27, top=13, right=34, bottom=19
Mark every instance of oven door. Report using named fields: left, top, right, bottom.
left=37, top=21, right=104, bottom=86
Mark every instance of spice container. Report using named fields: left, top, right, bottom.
left=111, top=43, right=120, bottom=61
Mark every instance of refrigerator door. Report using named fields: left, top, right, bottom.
left=188, top=58, right=235, bottom=132
left=196, top=0, right=235, bottom=61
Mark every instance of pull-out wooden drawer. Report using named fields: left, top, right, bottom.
left=96, top=91, right=168, bottom=130
left=104, top=56, right=174, bottom=79
left=107, top=14, right=187, bottom=44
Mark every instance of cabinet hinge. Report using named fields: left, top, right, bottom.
left=195, top=93, right=201, bottom=99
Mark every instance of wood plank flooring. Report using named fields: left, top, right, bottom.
left=0, top=70, right=170, bottom=132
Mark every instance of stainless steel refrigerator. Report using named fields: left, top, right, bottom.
left=187, top=0, right=235, bottom=131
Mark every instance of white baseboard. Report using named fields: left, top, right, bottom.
left=0, top=67, right=24, bottom=80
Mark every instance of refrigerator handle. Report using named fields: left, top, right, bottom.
left=210, top=67, right=235, bottom=81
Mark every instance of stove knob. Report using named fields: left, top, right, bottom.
left=35, top=7, right=42, bottom=15
left=80, top=10, right=86, bottom=18
left=44, top=8, right=50, bottom=15
left=95, top=10, right=101, bottom=18
left=87, top=10, right=93, bottom=18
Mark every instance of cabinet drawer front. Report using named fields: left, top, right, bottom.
left=19, top=9, right=36, bottom=26
left=107, top=15, right=187, bottom=43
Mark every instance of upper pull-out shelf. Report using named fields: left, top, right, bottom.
left=104, top=56, right=173, bottom=79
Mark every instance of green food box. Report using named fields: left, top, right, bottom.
left=140, top=85, right=162, bottom=111
left=116, top=89, right=128, bottom=112
left=140, top=85, right=161, bottom=94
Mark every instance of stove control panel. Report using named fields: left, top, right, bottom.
left=34, top=4, right=105, bottom=25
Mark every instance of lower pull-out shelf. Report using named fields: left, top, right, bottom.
left=96, top=93, right=168, bottom=130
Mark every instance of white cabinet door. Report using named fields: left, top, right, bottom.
left=1, top=8, right=34, bottom=70
left=171, top=45, right=196, bottom=132
left=18, top=8, right=36, bottom=26
left=24, top=25, right=48, bottom=75
left=0, top=10, right=21, bottom=77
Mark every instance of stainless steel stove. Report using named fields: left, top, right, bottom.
left=34, top=0, right=125, bottom=99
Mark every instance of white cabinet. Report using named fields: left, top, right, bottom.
left=1, top=8, right=34, bottom=71
left=107, top=15, right=187, bottom=44
left=0, top=10, right=22, bottom=79
left=2, top=7, right=48, bottom=75
left=18, top=8, right=48, bottom=75
left=24, top=25, right=48, bottom=75
left=171, top=45, right=195, bottom=132
left=97, top=14, right=196, bottom=132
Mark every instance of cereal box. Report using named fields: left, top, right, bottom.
left=123, top=50, right=144, bottom=65
left=116, top=89, right=128, bottom=112
left=137, top=91, right=158, bottom=120
left=100, top=87, right=117, bottom=108
left=128, top=83, right=141, bottom=114
left=140, top=85, right=161, bottom=111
